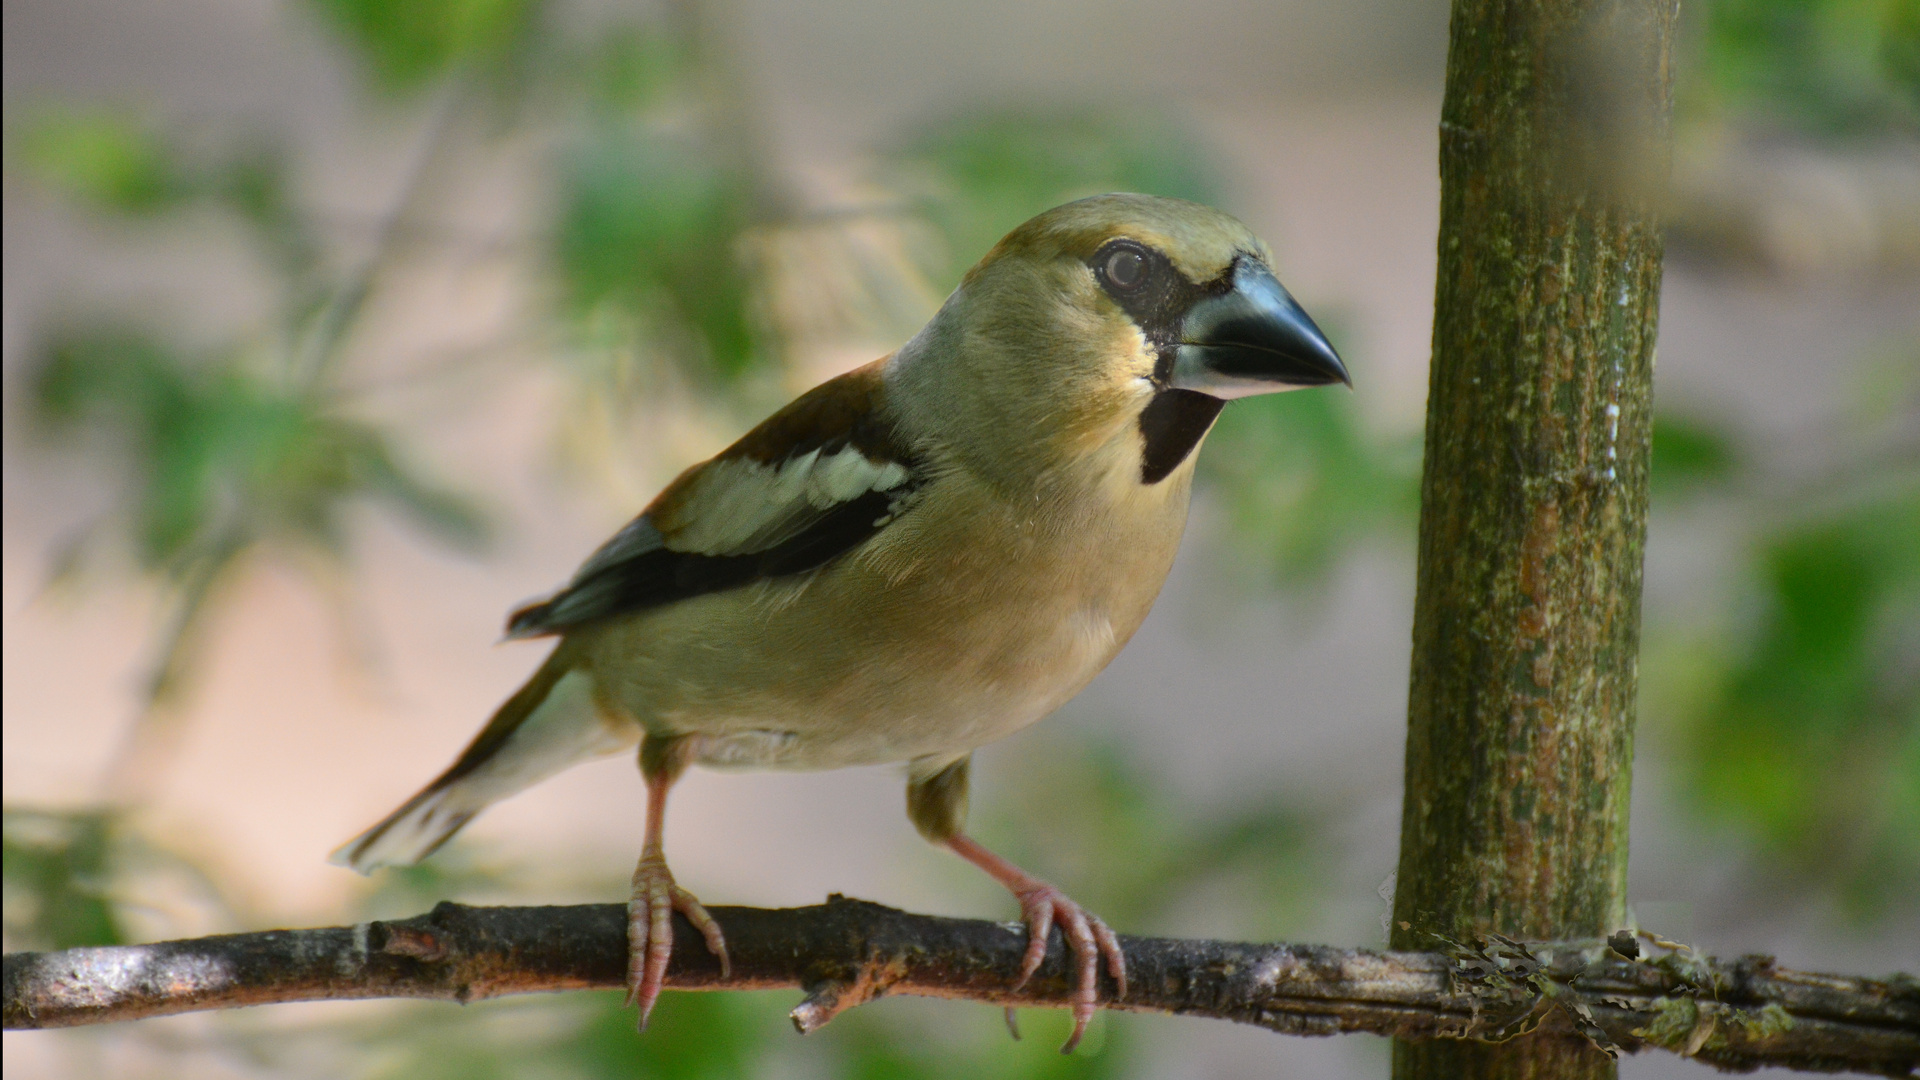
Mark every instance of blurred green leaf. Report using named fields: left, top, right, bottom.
left=1680, top=480, right=1920, bottom=915
left=12, top=107, right=323, bottom=297
left=354, top=990, right=781, bottom=1080
left=581, top=25, right=688, bottom=113
left=562, top=991, right=777, bottom=1080
left=554, top=126, right=763, bottom=381
left=1693, top=0, right=1920, bottom=133
left=9, top=107, right=187, bottom=214
left=309, top=0, right=541, bottom=94
left=1, top=809, right=125, bottom=950
left=32, top=331, right=488, bottom=571
left=1651, top=412, right=1740, bottom=493
left=821, top=1002, right=1130, bottom=1080
left=215, top=144, right=324, bottom=296
left=890, top=109, right=1218, bottom=285
left=3, top=806, right=239, bottom=950
left=1884, top=0, right=1920, bottom=104
left=1199, top=385, right=1421, bottom=585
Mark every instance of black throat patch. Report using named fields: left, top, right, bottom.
left=1086, top=241, right=1237, bottom=485
left=1136, top=389, right=1225, bottom=484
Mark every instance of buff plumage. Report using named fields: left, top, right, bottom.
left=332, top=193, right=1349, bottom=1050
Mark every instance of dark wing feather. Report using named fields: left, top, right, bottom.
left=506, top=360, right=919, bottom=637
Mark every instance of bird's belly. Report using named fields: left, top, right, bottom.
left=672, top=593, right=1121, bottom=771
left=583, top=472, right=1188, bottom=771
left=585, top=571, right=1140, bottom=772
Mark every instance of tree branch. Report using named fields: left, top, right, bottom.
left=5, top=897, right=1914, bottom=1075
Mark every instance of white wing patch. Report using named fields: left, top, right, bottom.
left=671, top=447, right=911, bottom=555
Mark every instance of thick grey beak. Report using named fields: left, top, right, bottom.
left=1169, top=260, right=1350, bottom=398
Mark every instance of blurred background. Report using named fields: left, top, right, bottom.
left=2, top=0, right=1915, bottom=1077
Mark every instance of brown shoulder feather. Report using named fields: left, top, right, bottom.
left=505, top=359, right=921, bottom=637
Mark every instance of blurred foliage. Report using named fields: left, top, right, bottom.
left=311, top=0, right=541, bottom=94
left=1666, top=0, right=1917, bottom=894
left=979, top=734, right=1324, bottom=939
left=1676, top=478, right=1920, bottom=915
left=348, top=991, right=781, bottom=1080
left=887, top=109, right=1218, bottom=289
left=1201, top=379, right=1422, bottom=587
left=1649, top=412, right=1740, bottom=494
left=2, top=809, right=125, bottom=950
left=1670, top=1, right=1920, bottom=275
left=1650, top=346, right=1920, bottom=918
left=554, top=125, right=763, bottom=382
left=291, top=981, right=1134, bottom=1080
left=1688, top=0, right=1920, bottom=133
left=13, top=106, right=309, bottom=237
left=34, top=333, right=485, bottom=574
left=11, top=106, right=322, bottom=294
left=817, top=999, right=1131, bottom=1080
left=575, top=25, right=689, bottom=112
left=546, top=102, right=1228, bottom=392
left=10, top=108, right=188, bottom=215
left=2, top=807, right=235, bottom=952
left=9, top=107, right=485, bottom=730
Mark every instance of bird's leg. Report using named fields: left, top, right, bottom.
left=627, top=734, right=728, bottom=1030
left=908, top=754, right=1125, bottom=1052
left=945, top=832, right=1127, bottom=1053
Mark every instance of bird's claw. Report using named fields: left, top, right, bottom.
left=626, top=852, right=728, bottom=1030
left=1007, top=883, right=1126, bottom=1053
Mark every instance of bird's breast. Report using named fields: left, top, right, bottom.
left=584, top=452, right=1196, bottom=770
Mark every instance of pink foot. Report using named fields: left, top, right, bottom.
left=626, top=851, right=728, bottom=1029
left=1008, top=883, right=1127, bottom=1053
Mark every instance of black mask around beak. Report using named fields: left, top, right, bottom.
left=1170, top=259, right=1350, bottom=398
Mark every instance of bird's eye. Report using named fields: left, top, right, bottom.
left=1103, top=246, right=1148, bottom=291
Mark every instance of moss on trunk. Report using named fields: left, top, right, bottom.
left=1389, top=0, right=1675, bottom=1075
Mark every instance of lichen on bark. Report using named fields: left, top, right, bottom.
left=1388, top=0, right=1677, bottom=1076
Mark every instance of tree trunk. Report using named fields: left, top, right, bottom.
left=1388, top=0, right=1675, bottom=1076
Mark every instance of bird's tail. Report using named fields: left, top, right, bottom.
left=330, top=653, right=640, bottom=874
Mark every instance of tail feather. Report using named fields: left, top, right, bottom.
left=330, top=655, right=639, bottom=874
left=329, top=784, right=479, bottom=872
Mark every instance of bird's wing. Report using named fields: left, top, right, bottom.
left=505, top=358, right=921, bottom=638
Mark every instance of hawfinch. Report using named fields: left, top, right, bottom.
left=333, top=193, right=1349, bottom=1050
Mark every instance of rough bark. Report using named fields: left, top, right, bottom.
left=5, top=899, right=1916, bottom=1075
left=1390, top=0, right=1677, bottom=1076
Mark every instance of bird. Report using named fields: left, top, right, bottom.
left=331, top=192, right=1349, bottom=1051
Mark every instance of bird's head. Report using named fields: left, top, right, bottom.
left=888, top=193, right=1348, bottom=491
